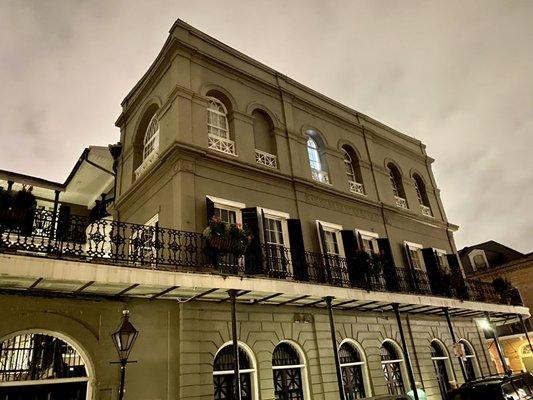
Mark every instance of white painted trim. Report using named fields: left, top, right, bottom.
left=468, top=249, right=490, bottom=271
left=434, top=248, right=447, bottom=255
left=404, top=241, right=423, bottom=250
left=145, top=214, right=159, bottom=227
left=355, top=229, right=379, bottom=239
left=317, top=220, right=343, bottom=231
left=206, top=196, right=246, bottom=210
left=272, top=364, right=306, bottom=370
left=0, top=377, right=89, bottom=387
left=381, top=339, right=410, bottom=391
left=0, top=329, right=95, bottom=400
left=259, top=207, right=290, bottom=220
left=316, top=220, right=345, bottom=258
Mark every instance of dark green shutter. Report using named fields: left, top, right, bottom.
left=378, top=238, right=398, bottom=291
left=447, top=253, right=468, bottom=299
left=55, top=205, right=71, bottom=241
left=206, top=197, right=215, bottom=224
left=287, top=219, right=308, bottom=281
left=341, top=230, right=359, bottom=286
left=422, top=248, right=442, bottom=295
left=242, top=207, right=262, bottom=274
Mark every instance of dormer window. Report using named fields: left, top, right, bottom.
left=469, top=249, right=489, bottom=271
left=306, top=131, right=330, bottom=184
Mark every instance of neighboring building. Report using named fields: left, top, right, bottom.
left=0, top=20, right=529, bottom=400
left=460, top=242, right=533, bottom=375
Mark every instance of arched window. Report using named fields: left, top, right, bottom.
left=207, top=97, right=235, bottom=155
left=0, top=332, right=89, bottom=399
left=142, top=115, right=159, bottom=162
left=381, top=341, right=405, bottom=395
left=413, top=174, right=432, bottom=216
left=339, top=341, right=367, bottom=399
left=387, top=163, right=407, bottom=209
left=306, top=131, right=329, bottom=184
left=459, top=340, right=480, bottom=381
left=213, top=344, right=255, bottom=400
left=272, top=342, right=305, bottom=400
left=342, top=146, right=364, bottom=195
left=431, top=340, right=454, bottom=398
left=253, top=110, right=277, bottom=168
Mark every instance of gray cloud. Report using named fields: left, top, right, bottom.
left=0, top=0, right=531, bottom=252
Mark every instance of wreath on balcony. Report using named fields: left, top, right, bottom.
left=352, top=250, right=384, bottom=280
left=202, top=216, right=252, bottom=255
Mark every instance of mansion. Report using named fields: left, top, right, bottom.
left=0, top=19, right=529, bottom=400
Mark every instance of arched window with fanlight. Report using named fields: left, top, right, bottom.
left=381, top=340, right=405, bottom=395
left=272, top=342, right=306, bottom=400
left=339, top=341, right=368, bottom=399
left=413, top=174, right=432, bottom=217
left=133, top=104, right=160, bottom=179
left=213, top=343, right=255, bottom=400
left=431, top=340, right=454, bottom=399
left=306, top=131, right=329, bottom=184
left=459, top=339, right=480, bottom=381
left=387, top=163, right=408, bottom=209
left=207, top=96, right=235, bottom=155
left=342, top=146, right=365, bottom=196
left=253, top=109, right=278, bottom=168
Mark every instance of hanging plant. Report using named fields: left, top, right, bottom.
left=0, top=185, right=36, bottom=234
left=492, top=277, right=514, bottom=303
left=202, top=216, right=251, bottom=255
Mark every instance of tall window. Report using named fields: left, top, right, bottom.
left=306, top=132, right=329, bottom=184
left=272, top=343, right=305, bottom=400
left=342, top=146, right=364, bottom=195
left=339, top=342, right=367, bottom=399
left=253, top=110, right=277, bottom=168
left=413, top=174, right=432, bottom=216
left=387, top=163, right=407, bottom=209
left=207, top=98, right=229, bottom=139
left=431, top=340, right=453, bottom=399
left=142, top=115, right=160, bottom=162
left=405, top=242, right=424, bottom=270
left=460, top=340, right=479, bottom=381
left=381, top=341, right=405, bottom=395
left=213, top=344, right=254, bottom=400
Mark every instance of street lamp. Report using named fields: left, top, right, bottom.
left=112, top=310, right=139, bottom=400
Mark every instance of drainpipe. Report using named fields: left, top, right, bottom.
left=325, top=297, right=345, bottom=400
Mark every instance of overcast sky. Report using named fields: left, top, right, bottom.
left=0, top=0, right=531, bottom=252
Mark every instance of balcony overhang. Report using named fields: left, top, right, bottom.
left=0, top=253, right=528, bottom=324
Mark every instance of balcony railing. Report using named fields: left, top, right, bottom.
left=420, top=205, right=432, bottom=217
left=208, top=134, right=236, bottom=156
left=255, top=149, right=277, bottom=168
left=394, top=196, right=408, bottom=209
left=0, top=211, right=509, bottom=305
left=311, top=169, right=330, bottom=184
left=348, top=180, right=365, bottom=196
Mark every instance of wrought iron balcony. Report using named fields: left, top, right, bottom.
left=0, top=210, right=507, bottom=305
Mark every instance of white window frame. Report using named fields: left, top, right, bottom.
left=468, top=249, right=489, bottom=271
left=404, top=241, right=425, bottom=270
left=355, top=229, right=379, bottom=254
left=207, top=196, right=245, bottom=225
left=207, top=97, right=229, bottom=140
left=434, top=248, right=451, bottom=272
left=258, top=208, right=290, bottom=246
left=339, top=338, right=373, bottom=397
left=316, top=220, right=345, bottom=257
left=272, top=340, right=311, bottom=400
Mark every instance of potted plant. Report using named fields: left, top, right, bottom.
left=492, top=277, right=514, bottom=304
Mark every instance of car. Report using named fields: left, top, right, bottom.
left=447, top=372, right=533, bottom=400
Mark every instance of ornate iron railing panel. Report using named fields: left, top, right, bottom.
left=0, top=210, right=506, bottom=305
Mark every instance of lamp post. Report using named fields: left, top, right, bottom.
left=111, top=310, right=139, bottom=400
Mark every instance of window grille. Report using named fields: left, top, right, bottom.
left=0, top=333, right=86, bottom=382
left=339, top=343, right=366, bottom=399
left=213, top=345, right=253, bottom=400
left=272, top=343, right=304, bottom=400
left=380, top=342, right=405, bottom=395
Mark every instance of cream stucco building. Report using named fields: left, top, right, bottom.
left=0, top=20, right=529, bottom=400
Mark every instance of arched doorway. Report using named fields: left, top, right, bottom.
left=0, top=331, right=91, bottom=400
left=431, top=340, right=453, bottom=399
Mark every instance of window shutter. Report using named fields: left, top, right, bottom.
left=206, top=197, right=215, bottom=224
left=355, top=231, right=364, bottom=251
left=242, top=207, right=262, bottom=274
left=287, top=219, right=308, bottom=281
left=317, top=222, right=327, bottom=255
left=447, top=253, right=467, bottom=299
left=404, top=243, right=414, bottom=269
left=422, top=248, right=442, bottom=295
left=377, top=238, right=398, bottom=291
left=259, top=208, right=268, bottom=244
left=55, top=205, right=71, bottom=241
left=341, top=230, right=359, bottom=286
